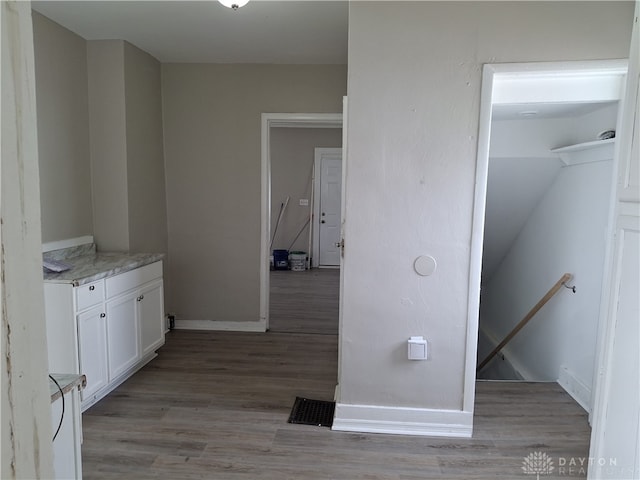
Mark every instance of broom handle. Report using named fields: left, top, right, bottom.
left=270, top=196, right=290, bottom=250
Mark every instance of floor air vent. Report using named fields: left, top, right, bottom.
left=288, top=397, right=335, bottom=427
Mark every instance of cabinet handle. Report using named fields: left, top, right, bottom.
left=89, top=285, right=95, bottom=291
left=137, top=295, right=144, bottom=302
left=100, top=313, right=106, bottom=318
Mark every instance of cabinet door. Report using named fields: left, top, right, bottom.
left=77, top=306, right=108, bottom=401
left=138, top=280, right=165, bottom=358
left=106, top=291, right=139, bottom=380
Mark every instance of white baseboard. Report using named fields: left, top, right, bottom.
left=173, top=319, right=267, bottom=332
left=332, top=403, right=473, bottom=438
left=42, top=235, right=94, bottom=253
left=557, top=366, right=591, bottom=414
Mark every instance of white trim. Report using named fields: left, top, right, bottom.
left=491, top=59, right=627, bottom=105
left=42, top=235, right=94, bottom=253
left=332, top=403, right=473, bottom=438
left=558, top=366, right=592, bottom=415
left=312, top=149, right=321, bottom=267
left=337, top=96, right=348, bottom=398
left=468, top=59, right=627, bottom=423
left=551, top=138, right=615, bottom=166
left=464, top=65, right=495, bottom=414
left=260, top=113, right=342, bottom=330
left=260, top=114, right=271, bottom=329
left=173, top=319, right=267, bottom=332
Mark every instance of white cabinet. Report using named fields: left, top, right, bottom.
left=77, top=306, right=109, bottom=400
left=75, top=279, right=105, bottom=312
left=51, top=383, right=83, bottom=479
left=106, top=290, right=140, bottom=379
left=139, top=279, right=165, bottom=358
left=45, top=260, right=165, bottom=410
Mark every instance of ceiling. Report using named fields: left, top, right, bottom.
left=31, top=0, right=348, bottom=64
left=492, top=101, right=618, bottom=121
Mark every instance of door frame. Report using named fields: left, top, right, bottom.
left=260, top=113, right=343, bottom=330
left=313, top=147, right=343, bottom=268
left=466, top=59, right=628, bottom=416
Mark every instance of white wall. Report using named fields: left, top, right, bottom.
left=482, top=156, right=563, bottom=280
left=32, top=12, right=93, bottom=243
left=162, top=64, right=346, bottom=323
left=87, top=40, right=168, bottom=256
left=87, top=40, right=129, bottom=251
left=270, top=127, right=342, bottom=253
left=336, top=1, right=633, bottom=436
left=124, top=42, right=168, bottom=256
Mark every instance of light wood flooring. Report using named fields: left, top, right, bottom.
left=269, top=268, right=339, bottom=335
left=82, top=330, right=591, bottom=479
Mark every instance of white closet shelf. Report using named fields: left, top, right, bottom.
left=551, top=138, right=615, bottom=166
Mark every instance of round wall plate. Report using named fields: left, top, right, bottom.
left=414, top=255, right=437, bottom=276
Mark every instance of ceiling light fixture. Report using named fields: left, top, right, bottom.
left=519, top=110, right=539, bottom=117
left=219, top=0, right=249, bottom=10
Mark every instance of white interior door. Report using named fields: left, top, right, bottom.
left=314, top=148, right=342, bottom=267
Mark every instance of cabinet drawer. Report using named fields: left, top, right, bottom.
left=106, top=261, right=162, bottom=299
left=75, top=280, right=105, bottom=312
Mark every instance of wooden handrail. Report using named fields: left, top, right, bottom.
left=477, top=273, right=573, bottom=373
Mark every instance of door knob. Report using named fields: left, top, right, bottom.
left=321, top=220, right=326, bottom=224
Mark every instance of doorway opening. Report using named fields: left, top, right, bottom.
left=268, top=129, right=342, bottom=334
left=260, top=113, right=343, bottom=334
left=467, top=60, right=628, bottom=419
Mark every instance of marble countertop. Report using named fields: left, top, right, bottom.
left=49, top=374, right=86, bottom=403
left=43, top=251, right=165, bottom=286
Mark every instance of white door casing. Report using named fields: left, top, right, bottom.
left=260, top=113, right=343, bottom=330
left=336, top=96, right=348, bottom=401
left=313, top=148, right=342, bottom=267
left=469, top=59, right=628, bottom=418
